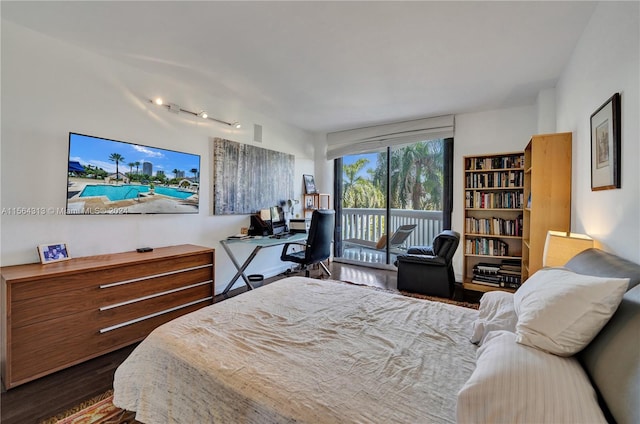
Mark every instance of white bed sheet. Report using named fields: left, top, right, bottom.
left=113, top=277, right=478, bottom=423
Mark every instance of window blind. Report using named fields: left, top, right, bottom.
left=326, top=115, right=454, bottom=160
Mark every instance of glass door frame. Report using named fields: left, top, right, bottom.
left=333, top=138, right=454, bottom=269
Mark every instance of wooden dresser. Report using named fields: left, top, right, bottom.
left=1, top=244, right=215, bottom=389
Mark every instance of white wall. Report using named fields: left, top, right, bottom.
left=452, top=105, right=538, bottom=279
left=537, top=88, right=556, bottom=134
left=556, top=2, right=640, bottom=263
left=0, top=21, right=320, bottom=293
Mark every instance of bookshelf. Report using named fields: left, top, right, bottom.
left=463, top=152, right=525, bottom=293
left=303, top=193, right=331, bottom=218
left=522, top=132, right=572, bottom=281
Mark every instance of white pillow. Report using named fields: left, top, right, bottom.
left=457, top=331, right=606, bottom=424
left=514, top=267, right=628, bottom=356
left=470, top=291, right=517, bottom=345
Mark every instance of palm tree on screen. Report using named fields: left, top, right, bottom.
left=109, top=153, right=125, bottom=182
left=128, top=162, right=135, bottom=177
left=190, top=168, right=198, bottom=181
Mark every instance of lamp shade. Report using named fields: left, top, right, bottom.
left=543, top=231, right=595, bottom=267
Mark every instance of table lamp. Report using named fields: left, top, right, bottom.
left=543, top=230, right=595, bottom=267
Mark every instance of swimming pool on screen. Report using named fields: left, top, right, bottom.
left=79, top=185, right=195, bottom=201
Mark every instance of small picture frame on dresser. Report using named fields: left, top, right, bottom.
left=37, top=242, right=71, bottom=264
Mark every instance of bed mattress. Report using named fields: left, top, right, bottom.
left=113, top=277, right=478, bottom=423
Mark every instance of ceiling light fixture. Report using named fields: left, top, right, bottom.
left=150, top=98, right=240, bottom=129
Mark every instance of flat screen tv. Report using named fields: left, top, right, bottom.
left=67, top=132, right=201, bottom=215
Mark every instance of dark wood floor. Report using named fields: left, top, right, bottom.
left=1, top=262, right=479, bottom=424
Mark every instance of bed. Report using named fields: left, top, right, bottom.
left=113, top=248, right=640, bottom=424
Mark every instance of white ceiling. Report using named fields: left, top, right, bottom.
left=2, top=1, right=597, bottom=133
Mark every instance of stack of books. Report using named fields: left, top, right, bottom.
left=472, top=262, right=502, bottom=287
left=472, top=260, right=522, bottom=289
left=499, top=259, right=522, bottom=289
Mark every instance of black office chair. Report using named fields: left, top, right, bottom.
left=281, top=209, right=335, bottom=277
left=395, top=230, right=460, bottom=298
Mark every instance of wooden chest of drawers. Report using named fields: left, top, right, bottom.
left=1, top=244, right=215, bottom=389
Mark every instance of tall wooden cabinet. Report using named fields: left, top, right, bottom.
left=522, top=132, right=572, bottom=280
left=1, top=244, right=214, bottom=389
left=463, top=152, right=525, bottom=293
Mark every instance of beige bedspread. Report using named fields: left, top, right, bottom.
left=113, top=277, right=478, bottom=423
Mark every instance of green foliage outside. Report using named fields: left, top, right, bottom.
left=342, top=139, right=444, bottom=211
left=72, top=158, right=190, bottom=186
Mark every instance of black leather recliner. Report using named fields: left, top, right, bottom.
left=395, top=230, right=460, bottom=298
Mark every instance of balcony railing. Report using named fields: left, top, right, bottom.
left=340, top=208, right=443, bottom=250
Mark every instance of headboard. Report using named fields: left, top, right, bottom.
left=565, top=248, right=640, bottom=424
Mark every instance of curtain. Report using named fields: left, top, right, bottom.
left=326, top=115, right=454, bottom=160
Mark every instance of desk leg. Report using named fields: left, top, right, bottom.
left=221, top=241, right=263, bottom=295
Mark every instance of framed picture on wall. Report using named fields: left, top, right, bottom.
left=591, top=92, right=621, bottom=191
left=303, top=174, right=317, bottom=194
left=37, top=243, right=71, bottom=264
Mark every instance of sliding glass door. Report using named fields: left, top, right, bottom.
left=335, top=138, right=452, bottom=268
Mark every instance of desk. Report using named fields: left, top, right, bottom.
left=220, top=233, right=307, bottom=295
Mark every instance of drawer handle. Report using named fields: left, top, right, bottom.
left=99, top=297, right=212, bottom=333
left=99, top=280, right=213, bottom=311
left=99, top=264, right=212, bottom=289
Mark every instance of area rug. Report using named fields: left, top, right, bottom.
left=40, top=390, right=139, bottom=424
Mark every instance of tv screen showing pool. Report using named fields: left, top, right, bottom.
left=67, top=132, right=201, bottom=215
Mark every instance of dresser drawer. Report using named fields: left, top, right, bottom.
left=98, top=283, right=212, bottom=330
left=9, top=265, right=213, bottom=329
left=11, top=252, right=213, bottom=301
left=99, top=264, right=213, bottom=306
left=9, top=300, right=210, bottom=386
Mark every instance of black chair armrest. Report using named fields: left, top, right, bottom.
left=407, top=246, right=435, bottom=255
left=281, top=242, right=307, bottom=255
left=396, top=254, right=447, bottom=266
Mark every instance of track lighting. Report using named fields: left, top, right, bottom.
left=150, top=97, right=240, bottom=129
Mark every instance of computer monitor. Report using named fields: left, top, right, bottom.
left=270, top=206, right=283, bottom=223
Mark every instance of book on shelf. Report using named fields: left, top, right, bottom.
left=471, top=274, right=521, bottom=289
left=465, top=154, right=525, bottom=171
left=499, top=269, right=522, bottom=276
left=465, top=170, right=523, bottom=189
left=467, top=191, right=523, bottom=209
left=476, top=262, right=501, bottom=271
left=472, top=273, right=502, bottom=283
left=465, top=216, right=523, bottom=236
left=465, top=238, right=509, bottom=256
left=471, top=279, right=501, bottom=287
